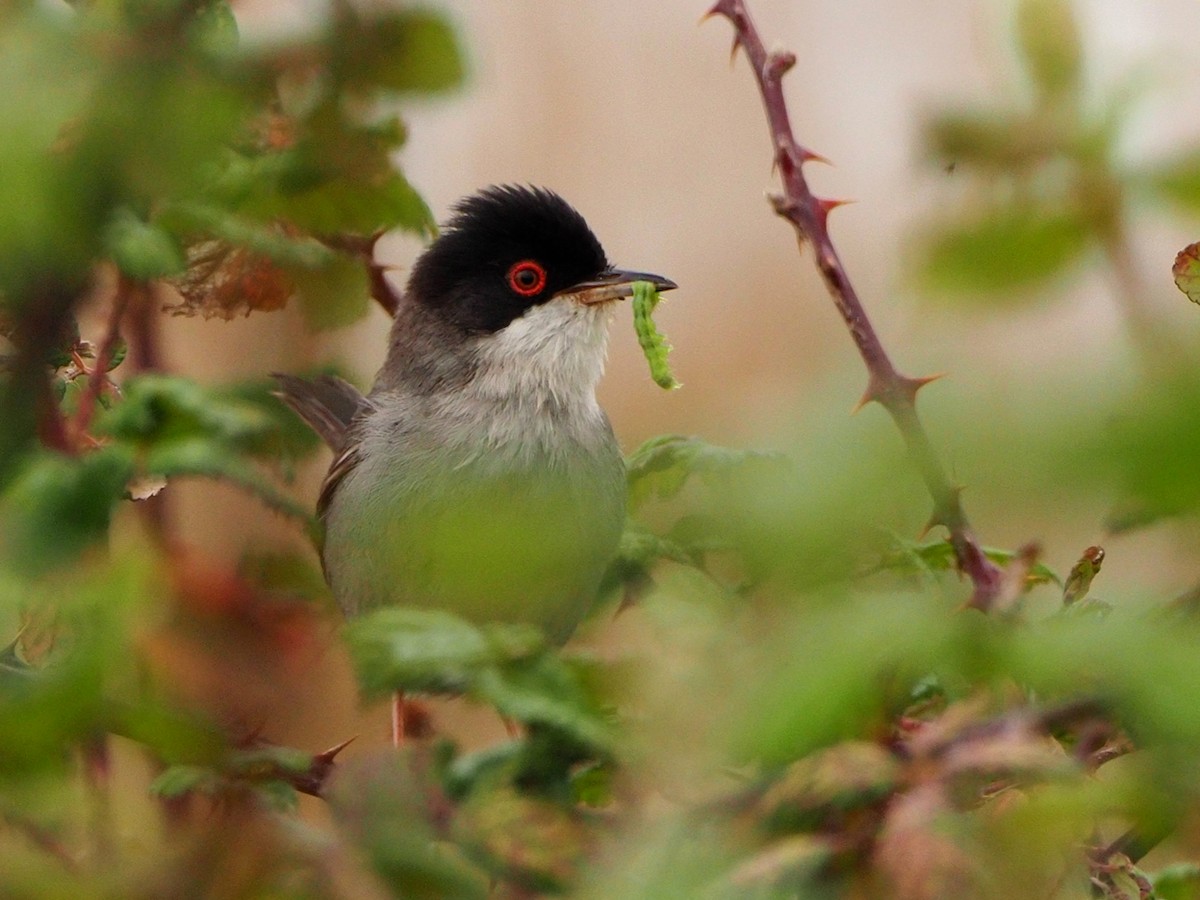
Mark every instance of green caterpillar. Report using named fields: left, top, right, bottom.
left=631, top=281, right=681, bottom=390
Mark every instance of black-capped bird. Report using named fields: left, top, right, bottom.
left=276, top=186, right=676, bottom=735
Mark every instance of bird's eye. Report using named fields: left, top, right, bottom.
left=506, top=260, right=547, bottom=297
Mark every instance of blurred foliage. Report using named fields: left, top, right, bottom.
left=7, top=0, right=1200, bottom=898
left=915, top=0, right=1200, bottom=318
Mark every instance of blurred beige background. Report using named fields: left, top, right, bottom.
left=134, top=0, right=1200, bottom=743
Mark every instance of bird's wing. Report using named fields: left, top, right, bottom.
left=317, top=440, right=363, bottom=523
left=271, top=373, right=368, bottom=453
left=272, top=372, right=376, bottom=527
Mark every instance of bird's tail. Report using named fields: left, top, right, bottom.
left=272, top=373, right=367, bottom=452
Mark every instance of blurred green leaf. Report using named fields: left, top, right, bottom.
left=142, top=436, right=312, bottom=522
left=474, top=656, right=616, bottom=757
left=150, top=764, right=213, bottom=799
left=289, top=252, right=371, bottom=331
left=0, top=447, right=134, bottom=576
left=1141, top=150, right=1200, bottom=216
left=0, top=555, right=157, bottom=774
left=104, top=207, right=186, bottom=280
left=918, top=204, right=1092, bottom=297
left=1154, top=863, right=1200, bottom=900
left=100, top=373, right=320, bottom=468
left=345, top=608, right=509, bottom=697
left=925, top=110, right=1053, bottom=172
left=97, top=374, right=316, bottom=522
left=1015, top=0, right=1083, bottom=100
left=332, top=7, right=465, bottom=95
left=625, top=434, right=790, bottom=511
left=454, top=784, right=587, bottom=894
left=1088, top=375, right=1200, bottom=530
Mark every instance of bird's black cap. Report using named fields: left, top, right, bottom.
left=405, top=185, right=611, bottom=335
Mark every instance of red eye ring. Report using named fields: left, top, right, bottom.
left=506, top=260, right=547, bottom=297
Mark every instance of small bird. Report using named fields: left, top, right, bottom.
left=277, top=185, right=676, bottom=680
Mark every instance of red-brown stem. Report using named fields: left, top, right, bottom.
left=72, top=279, right=132, bottom=442
left=128, top=283, right=174, bottom=541
left=707, top=0, right=1003, bottom=608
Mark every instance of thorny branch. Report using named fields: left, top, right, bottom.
left=705, top=0, right=1004, bottom=609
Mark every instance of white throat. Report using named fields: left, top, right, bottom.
left=431, top=297, right=616, bottom=459
left=472, top=297, right=613, bottom=411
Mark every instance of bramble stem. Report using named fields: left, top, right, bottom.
left=706, top=0, right=1003, bottom=608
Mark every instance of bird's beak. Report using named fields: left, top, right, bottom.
left=553, top=268, right=678, bottom=306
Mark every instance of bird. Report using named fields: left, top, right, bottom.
left=276, top=185, right=676, bottom=738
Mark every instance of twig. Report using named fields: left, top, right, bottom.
left=1, top=810, right=80, bottom=871
left=71, top=278, right=132, bottom=442
left=128, top=282, right=173, bottom=540
left=705, top=0, right=1004, bottom=609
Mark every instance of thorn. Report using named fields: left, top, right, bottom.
left=701, top=0, right=740, bottom=23
left=801, top=148, right=832, bottom=166
left=729, top=33, right=743, bottom=64
left=899, top=372, right=945, bottom=403
left=765, top=49, right=796, bottom=80
left=852, top=373, right=887, bottom=413
left=767, top=192, right=798, bottom=218
left=314, top=735, right=357, bottom=764
left=816, top=197, right=854, bottom=226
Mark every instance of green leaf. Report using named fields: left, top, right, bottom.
left=333, top=8, right=465, bottom=95
left=142, top=437, right=313, bottom=523
left=918, top=204, right=1092, bottom=297
left=100, top=373, right=319, bottom=466
left=166, top=202, right=335, bottom=268
left=0, top=447, right=135, bottom=575
left=1153, top=863, right=1200, bottom=900
left=625, top=434, right=790, bottom=512
left=444, top=742, right=525, bottom=802
left=1143, top=150, right=1200, bottom=216
left=273, top=169, right=435, bottom=238
left=1090, top=375, right=1200, bottom=530
left=104, top=207, right=186, bottom=280
left=473, top=656, right=616, bottom=757
left=150, top=764, right=214, bottom=799
left=1015, top=0, right=1083, bottom=100
left=95, top=374, right=316, bottom=521
left=924, top=110, right=1052, bottom=172
left=344, top=608, right=499, bottom=697
left=289, top=252, right=371, bottom=331
left=99, top=374, right=273, bottom=449
left=217, top=377, right=323, bottom=473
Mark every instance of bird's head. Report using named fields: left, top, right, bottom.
left=405, top=185, right=676, bottom=336
left=399, top=185, right=676, bottom=406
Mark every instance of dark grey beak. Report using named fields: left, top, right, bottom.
left=553, top=268, right=678, bottom=306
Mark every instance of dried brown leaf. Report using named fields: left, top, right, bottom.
left=165, top=241, right=294, bottom=320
